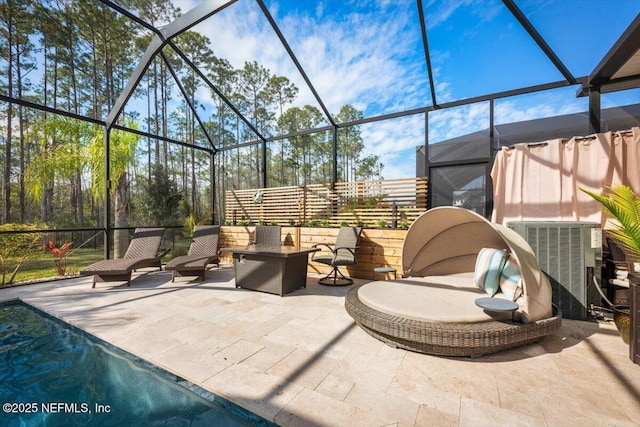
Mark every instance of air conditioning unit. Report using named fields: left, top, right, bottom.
left=508, top=222, right=601, bottom=320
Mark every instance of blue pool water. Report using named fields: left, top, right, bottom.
left=0, top=301, right=277, bottom=427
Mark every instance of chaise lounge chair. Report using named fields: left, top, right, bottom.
left=165, top=225, right=220, bottom=282
left=80, top=227, right=165, bottom=288
left=345, top=207, right=561, bottom=357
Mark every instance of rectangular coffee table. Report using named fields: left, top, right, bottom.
left=220, top=245, right=320, bottom=296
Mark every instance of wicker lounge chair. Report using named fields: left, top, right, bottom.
left=165, top=225, right=220, bottom=282
left=80, top=227, right=165, bottom=288
left=313, top=226, right=362, bottom=286
left=344, top=207, right=562, bottom=356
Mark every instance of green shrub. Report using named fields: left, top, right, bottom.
left=0, top=224, right=44, bottom=254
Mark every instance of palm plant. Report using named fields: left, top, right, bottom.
left=581, top=185, right=640, bottom=260
left=25, top=116, right=140, bottom=257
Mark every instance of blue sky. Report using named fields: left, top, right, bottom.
left=165, top=0, right=640, bottom=178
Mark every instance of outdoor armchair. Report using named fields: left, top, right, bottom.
left=252, top=225, right=282, bottom=246
left=313, top=226, right=362, bottom=286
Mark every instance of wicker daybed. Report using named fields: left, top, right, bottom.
left=345, top=207, right=562, bottom=357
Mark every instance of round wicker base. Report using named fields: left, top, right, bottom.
left=345, top=286, right=562, bottom=357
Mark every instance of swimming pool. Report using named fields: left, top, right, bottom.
left=0, top=301, right=277, bottom=426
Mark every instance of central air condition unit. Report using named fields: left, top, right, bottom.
left=508, top=222, right=600, bottom=320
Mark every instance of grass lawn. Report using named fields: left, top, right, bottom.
left=1, top=248, right=104, bottom=285
left=0, top=233, right=194, bottom=286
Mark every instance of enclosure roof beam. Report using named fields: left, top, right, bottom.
left=417, top=0, right=438, bottom=108
left=160, top=51, right=218, bottom=151
left=218, top=124, right=336, bottom=152
left=98, top=0, right=163, bottom=37
left=111, top=124, right=214, bottom=154
left=0, top=94, right=105, bottom=125
left=502, top=0, right=576, bottom=85
left=579, top=13, right=640, bottom=95
left=105, top=0, right=237, bottom=129
left=166, top=41, right=266, bottom=143
left=256, top=0, right=337, bottom=127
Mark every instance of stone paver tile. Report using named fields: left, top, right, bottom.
left=387, top=377, right=461, bottom=416
left=167, top=320, right=226, bottom=343
left=193, top=331, right=242, bottom=355
left=344, top=384, right=420, bottom=426
left=116, top=331, right=186, bottom=359
left=335, top=323, right=386, bottom=355
left=314, top=373, right=354, bottom=401
left=612, top=385, right=640, bottom=425
left=188, top=304, right=243, bottom=323
left=414, top=405, right=458, bottom=427
left=459, top=397, right=546, bottom=427
left=204, top=363, right=302, bottom=421
left=497, top=387, right=545, bottom=420
left=223, top=302, right=293, bottom=325
left=275, top=388, right=395, bottom=427
left=330, top=350, right=402, bottom=393
left=226, top=297, right=269, bottom=313
left=152, top=343, right=232, bottom=383
left=535, top=377, right=635, bottom=426
left=212, top=339, right=264, bottom=364
left=267, top=348, right=340, bottom=390
left=265, top=321, right=347, bottom=354
left=142, top=313, right=204, bottom=335
left=241, top=340, right=296, bottom=372
left=396, top=352, right=501, bottom=406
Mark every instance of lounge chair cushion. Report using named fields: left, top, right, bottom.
left=80, top=258, right=150, bottom=276
left=165, top=256, right=214, bottom=272
left=500, top=257, right=523, bottom=300
left=358, top=275, right=514, bottom=323
left=474, top=248, right=508, bottom=296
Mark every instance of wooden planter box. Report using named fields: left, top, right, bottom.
left=220, top=226, right=407, bottom=280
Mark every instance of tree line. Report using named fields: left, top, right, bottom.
left=0, top=0, right=383, bottom=230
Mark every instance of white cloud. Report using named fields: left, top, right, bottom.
left=177, top=0, right=430, bottom=119
left=494, top=89, right=587, bottom=125
left=428, top=102, right=490, bottom=143
left=424, top=0, right=501, bottom=28
left=359, top=114, right=425, bottom=179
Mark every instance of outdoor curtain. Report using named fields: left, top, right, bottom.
left=491, top=126, right=640, bottom=225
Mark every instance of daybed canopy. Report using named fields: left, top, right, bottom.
left=402, top=207, right=553, bottom=322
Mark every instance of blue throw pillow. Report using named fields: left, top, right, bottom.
left=499, top=257, right=523, bottom=301
left=474, top=248, right=508, bottom=296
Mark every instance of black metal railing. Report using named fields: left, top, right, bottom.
left=0, top=225, right=193, bottom=286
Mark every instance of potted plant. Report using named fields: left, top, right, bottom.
left=582, top=185, right=639, bottom=350
left=582, top=185, right=640, bottom=259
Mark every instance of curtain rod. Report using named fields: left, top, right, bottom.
left=561, top=135, right=597, bottom=143
left=501, top=127, right=636, bottom=150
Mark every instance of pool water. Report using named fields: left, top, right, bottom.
left=0, top=301, right=277, bottom=427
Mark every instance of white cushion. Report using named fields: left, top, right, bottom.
left=357, top=276, right=512, bottom=324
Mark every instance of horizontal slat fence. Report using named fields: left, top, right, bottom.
left=219, top=226, right=407, bottom=280
left=224, top=177, right=428, bottom=228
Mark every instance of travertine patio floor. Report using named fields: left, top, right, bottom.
left=1, top=266, right=638, bottom=426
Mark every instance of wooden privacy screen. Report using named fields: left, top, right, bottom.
left=219, top=226, right=407, bottom=280
left=224, top=177, right=428, bottom=228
